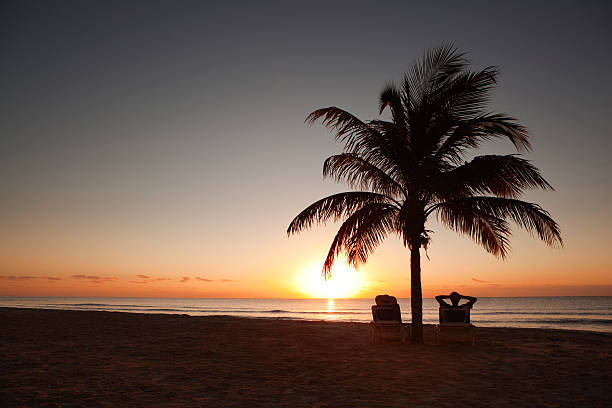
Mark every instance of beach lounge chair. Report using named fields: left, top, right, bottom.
left=434, top=307, right=476, bottom=346
left=368, top=295, right=410, bottom=344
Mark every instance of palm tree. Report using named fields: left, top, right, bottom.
left=287, top=45, right=562, bottom=344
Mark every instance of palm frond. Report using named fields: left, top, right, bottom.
left=471, top=197, right=563, bottom=247
left=424, top=43, right=469, bottom=87
left=379, top=83, right=405, bottom=129
left=430, top=154, right=554, bottom=200
left=367, top=119, right=417, bottom=182
left=414, top=66, right=499, bottom=158
left=307, top=107, right=410, bottom=183
left=287, top=191, right=394, bottom=236
left=323, top=153, right=405, bottom=198
left=434, top=113, right=531, bottom=163
left=437, top=66, right=499, bottom=119
left=431, top=200, right=511, bottom=257
left=407, top=43, right=469, bottom=104
left=305, top=107, right=380, bottom=154
left=400, top=74, right=413, bottom=116
left=429, top=196, right=563, bottom=251
left=323, top=203, right=399, bottom=277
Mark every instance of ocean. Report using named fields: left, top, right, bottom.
left=1, top=296, right=611, bottom=333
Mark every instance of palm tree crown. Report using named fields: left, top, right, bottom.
left=287, top=45, right=562, bottom=343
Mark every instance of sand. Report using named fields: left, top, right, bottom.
left=1, top=308, right=610, bottom=407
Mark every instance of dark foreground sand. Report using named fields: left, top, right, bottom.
left=1, top=308, right=611, bottom=407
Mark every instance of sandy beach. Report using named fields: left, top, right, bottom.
left=1, top=308, right=610, bottom=407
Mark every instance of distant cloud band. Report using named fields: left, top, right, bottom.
left=0, top=275, right=63, bottom=281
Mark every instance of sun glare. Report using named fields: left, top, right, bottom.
left=295, top=259, right=364, bottom=298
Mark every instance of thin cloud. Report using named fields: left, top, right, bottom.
left=471, top=277, right=500, bottom=288
left=180, top=277, right=190, bottom=283
left=0, top=275, right=63, bottom=282
left=131, top=276, right=171, bottom=284
left=72, top=274, right=101, bottom=280
left=71, top=275, right=117, bottom=283
left=94, top=278, right=117, bottom=284
left=220, top=279, right=233, bottom=282
left=0, top=275, right=37, bottom=281
left=196, top=277, right=212, bottom=282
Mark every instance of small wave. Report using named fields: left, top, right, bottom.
left=476, top=311, right=609, bottom=316
left=64, top=303, right=110, bottom=306
left=192, top=309, right=367, bottom=315
left=53, top=303, right=159, bottom=309
left=275, top=310, right=364, bottom=315
left=475, top=318, right=612, bottom=325
left=531, top=318, right=612, bottom=325
left=166, top=309, right=367, bottom=315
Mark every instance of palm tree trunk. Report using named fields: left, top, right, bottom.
left=410, top=244, right=423, bottom=344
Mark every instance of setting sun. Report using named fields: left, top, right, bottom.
left=295, top=259, right=364, bottom=298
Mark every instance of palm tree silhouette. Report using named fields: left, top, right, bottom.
left=287, top=45, right=562, bottom=344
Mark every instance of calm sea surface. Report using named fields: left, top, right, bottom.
left=1, top=296, right=611, bottom=333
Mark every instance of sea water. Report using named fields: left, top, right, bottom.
left=1, top=296, right=610, bottom=333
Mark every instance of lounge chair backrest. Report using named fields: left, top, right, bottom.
left=439, top=307, right=470, bottom=324
left=375, top=294, right=397, bottom=306
left=372, top=304, right=401, bottom=322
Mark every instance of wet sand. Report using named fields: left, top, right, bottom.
left=1, top=307, right=610, bottom=407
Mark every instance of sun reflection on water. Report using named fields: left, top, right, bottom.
left=325, top=298, right=337, bottom=320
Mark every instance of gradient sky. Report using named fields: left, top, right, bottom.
left=1, top=0, right=610, bottom=298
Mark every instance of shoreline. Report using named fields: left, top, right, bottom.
left=2, top=305, right=611, bottom=336
left=1, top=307, right=611, bottom=407
left=3, top=305, right=612, bottom=333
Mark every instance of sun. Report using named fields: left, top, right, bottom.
left=295, top=258, right=364, bottom=298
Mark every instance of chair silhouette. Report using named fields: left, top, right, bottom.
left=368, top=295, right=409, bottom=344
left=434, top=307, right=476, bottom=346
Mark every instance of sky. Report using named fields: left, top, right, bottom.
left=1, top=0, right=610, bottom=298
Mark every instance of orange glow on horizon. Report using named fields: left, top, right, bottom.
left=0, top=249, right=610, bottom=298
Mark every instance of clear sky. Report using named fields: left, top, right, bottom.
left=1, top=0, right=610, bottom=298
